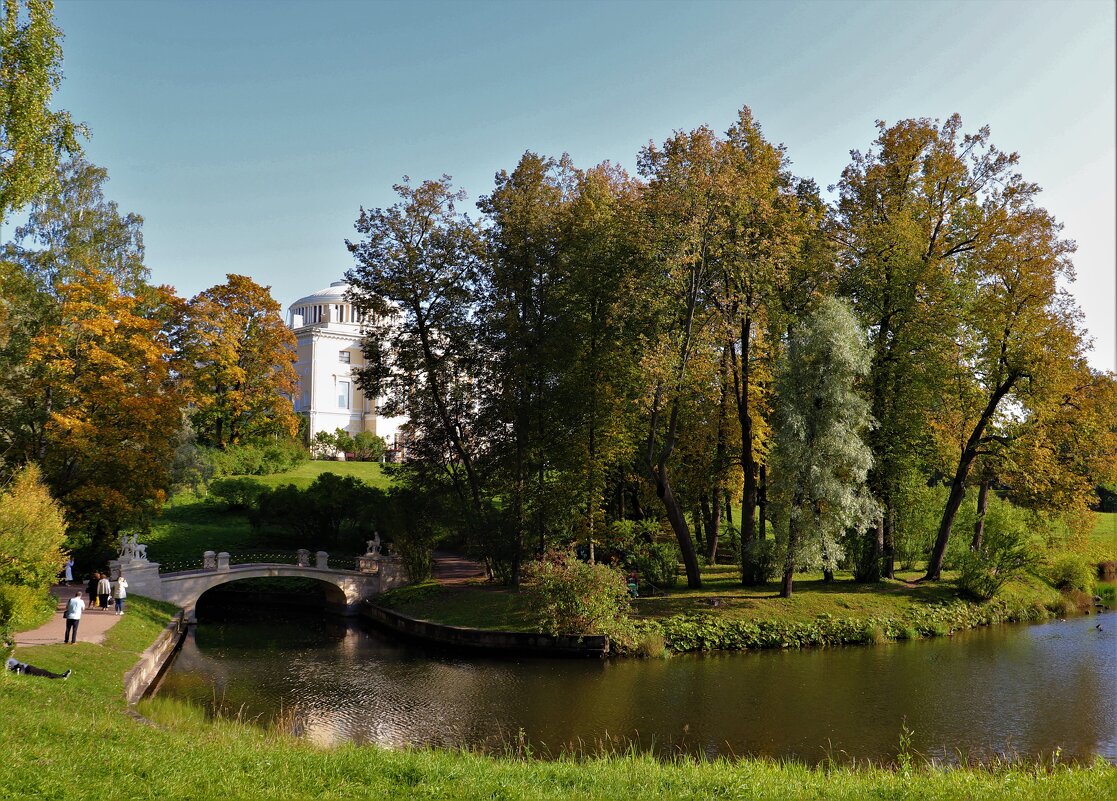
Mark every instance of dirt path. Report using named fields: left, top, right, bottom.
left=430, top=550, right=486, bottom=584
left=11, top=584, right=123, bottom=647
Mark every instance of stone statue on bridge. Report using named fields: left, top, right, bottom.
left=117, top=534, right=149, bottom=562
left=366, top=531, right=381, bottom=557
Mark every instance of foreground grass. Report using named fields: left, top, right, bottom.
left=1, top=596, right=1112, bottom=801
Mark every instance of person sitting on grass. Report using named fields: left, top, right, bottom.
left=6, top=655, right=70, bottom=680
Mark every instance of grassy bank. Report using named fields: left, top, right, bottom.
left=379, top=564, right=1078, bottom=654
left=1, top=595, right=1112, bottom=800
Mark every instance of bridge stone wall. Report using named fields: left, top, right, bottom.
left=109, top=553, right=408, bottom=623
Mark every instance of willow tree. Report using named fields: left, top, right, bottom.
left=769, top=296, right=876, bottom=598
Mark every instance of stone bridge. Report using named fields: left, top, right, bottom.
left=108, top=549, right=408, bottom=623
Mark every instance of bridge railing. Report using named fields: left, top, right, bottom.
left=157, top=550, right=366, bottom=574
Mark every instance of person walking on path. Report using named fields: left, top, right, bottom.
left=86, top=573, right=99, bottom=608
left=96, top=573, right=111, bottom=610
left=111, top=573, right=128, bottom=615
left=63, top=558, right=74, bottom=585
left=6, top=655, right=70, bottom=679
left=62, top=591, right=84, bottom=643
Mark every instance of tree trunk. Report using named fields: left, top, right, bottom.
left=757, top=464, right=767, bottom=542
left=780, top=513, right=801, bottom=598
left=657, top=466, right=702, bottom=588
left=882, top=512, right=895, bottom=579
left=692, top=501, right=706, bottom=555
left=707, top=488, right=721, bottom=563
left=924, top=373, right=1017, bottom=581
left=972, top=476, right=991, bottom=551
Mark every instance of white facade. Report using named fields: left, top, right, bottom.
left=287, top=281, right=407, bottom=457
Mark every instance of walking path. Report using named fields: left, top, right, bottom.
left=12, top=584, right=123, bottom=647
left=430, top=550, right=486, bottom=584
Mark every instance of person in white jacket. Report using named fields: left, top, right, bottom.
left=112, top=574, right=128, bottom=615
left=63, top=591, right=85, bottom=643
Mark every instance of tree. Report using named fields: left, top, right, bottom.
left=182, top=274, right=299, bottom=449
left=0, top=0, right=84, bottom=224
left=0, top=463, right=66, bottom=638
left=28, top=267, right=184, bottom=550
left=836, top=115, right=1020, bottom=580
left=345, top=177, right=491, bottom=563
left=923, top=185, right=1084, bottom=580
left=635, top=126, right=726, bottom=589
left=769, top=297, right=876, bottom=598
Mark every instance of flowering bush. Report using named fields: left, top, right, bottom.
left=521, top=550, right=632, bottom=638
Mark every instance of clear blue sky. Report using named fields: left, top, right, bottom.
left=47, top=0, right=1116, bottom=370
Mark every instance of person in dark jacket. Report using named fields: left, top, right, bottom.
left=6, top=656, right=70, bottom=679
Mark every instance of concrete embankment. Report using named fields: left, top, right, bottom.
left=362, top=602, right=609, bottom=657
left=123, top=610, right=187, bottom=705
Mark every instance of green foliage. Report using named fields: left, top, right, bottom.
left=0, top=583, right=53, bottom=640
left=353, top=431, right=387, bottom=462
left=740, top=537, right=780, bottom=583
left=250, top=472, right=388, bottom=553
left=956, top=515, right=1039, bottom=601
left=630, top=540, right=680, bottom=589
left=656, top=595, right=1053, bottom=653
left=208, top=477, right=267, bottom=511
left=1044, top=553, right=1095, bottom=594
left=521, top=549, right=632, bottom=637
left=0, top=0, right=85, bottom=223
left=0, top=464, right=65, bottom=637
left=204, top=440, right=308, bottom=477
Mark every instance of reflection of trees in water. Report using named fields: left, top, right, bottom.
left=154, top=613, right=1117, bottom=764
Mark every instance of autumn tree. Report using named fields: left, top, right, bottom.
left=0, top=0, right=83, bottom=224
left=769, top=297, right=876, bottom=597
left=0, top=463, right=66, bottom=637
left=835, top=116, right=1017, bottom=580
left=182, top=274, right=299, bottom=449
left=28, top=267, right=184, bottom=550
left=923, top=184, right=1083, bottom=580
left=635, top=125, right=726, bottom=589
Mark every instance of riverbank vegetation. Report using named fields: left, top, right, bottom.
left=2, top=595, right=1113, bottom=801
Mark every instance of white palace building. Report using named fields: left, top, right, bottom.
left=286, top=281, right=407, bottom=458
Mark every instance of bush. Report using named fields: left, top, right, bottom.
left=353, top=431, right=387, bottom=462
left=0, top=584, right=54, bottom=642
left=205, top=440, right=308, bottom=477
left=1045, top=553, right=1095, bottom=593
left=956, top=524, right=1038, bottom=601
left=741, top=537, right=781, bottom=583
left=631, top=540, right=680, bottom=589
left=521, top=550, right=632, bottom=638
left=209, top=477, right=267, bottom=511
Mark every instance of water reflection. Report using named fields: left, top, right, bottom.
left=156, top=606, right=1117, bottom=764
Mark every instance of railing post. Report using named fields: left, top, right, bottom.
left=315, top=551, right=329, bottom=569
left=203, top=551, right=216, bottom=570
left=296, top=549, right=310, bottom=567
left=216, top=552, right=230, bottom=571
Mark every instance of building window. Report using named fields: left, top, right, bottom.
left=339, top=350, right=350, bottom=364
left=338, top=381, right=350, bottom=409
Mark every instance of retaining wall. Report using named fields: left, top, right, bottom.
left=123, top=611, right=187, bottom=705
left=362, top=603, right=609, bottom=657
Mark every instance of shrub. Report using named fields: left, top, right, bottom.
left=521, top=550, right=632, bottom=638
left=353, top=432, right=387, bottom=462
left=741, top=537, right=781, bottom=583
left=631, top=540, right=680, bottom=589
left=956, top=525, right=1038, bottom=601
left=0, top=584, right=54, bottom=642
left=209, top=477, right=267, bottom=511
left=206, top=440, right=308, bottom=476
left=1045, top=553, right=1095, bottom=593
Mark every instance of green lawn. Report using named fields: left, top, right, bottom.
left=146, top=460, right=394, bottom=566
left=1089, top=511, right=1117, bottom=562
left=1, top=595, right=1111, bottom=800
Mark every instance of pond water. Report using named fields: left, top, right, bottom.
left=154, top=602, right=1116, bottom=765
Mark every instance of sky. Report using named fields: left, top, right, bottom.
left=37, top=0, right=1117, bottom=371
